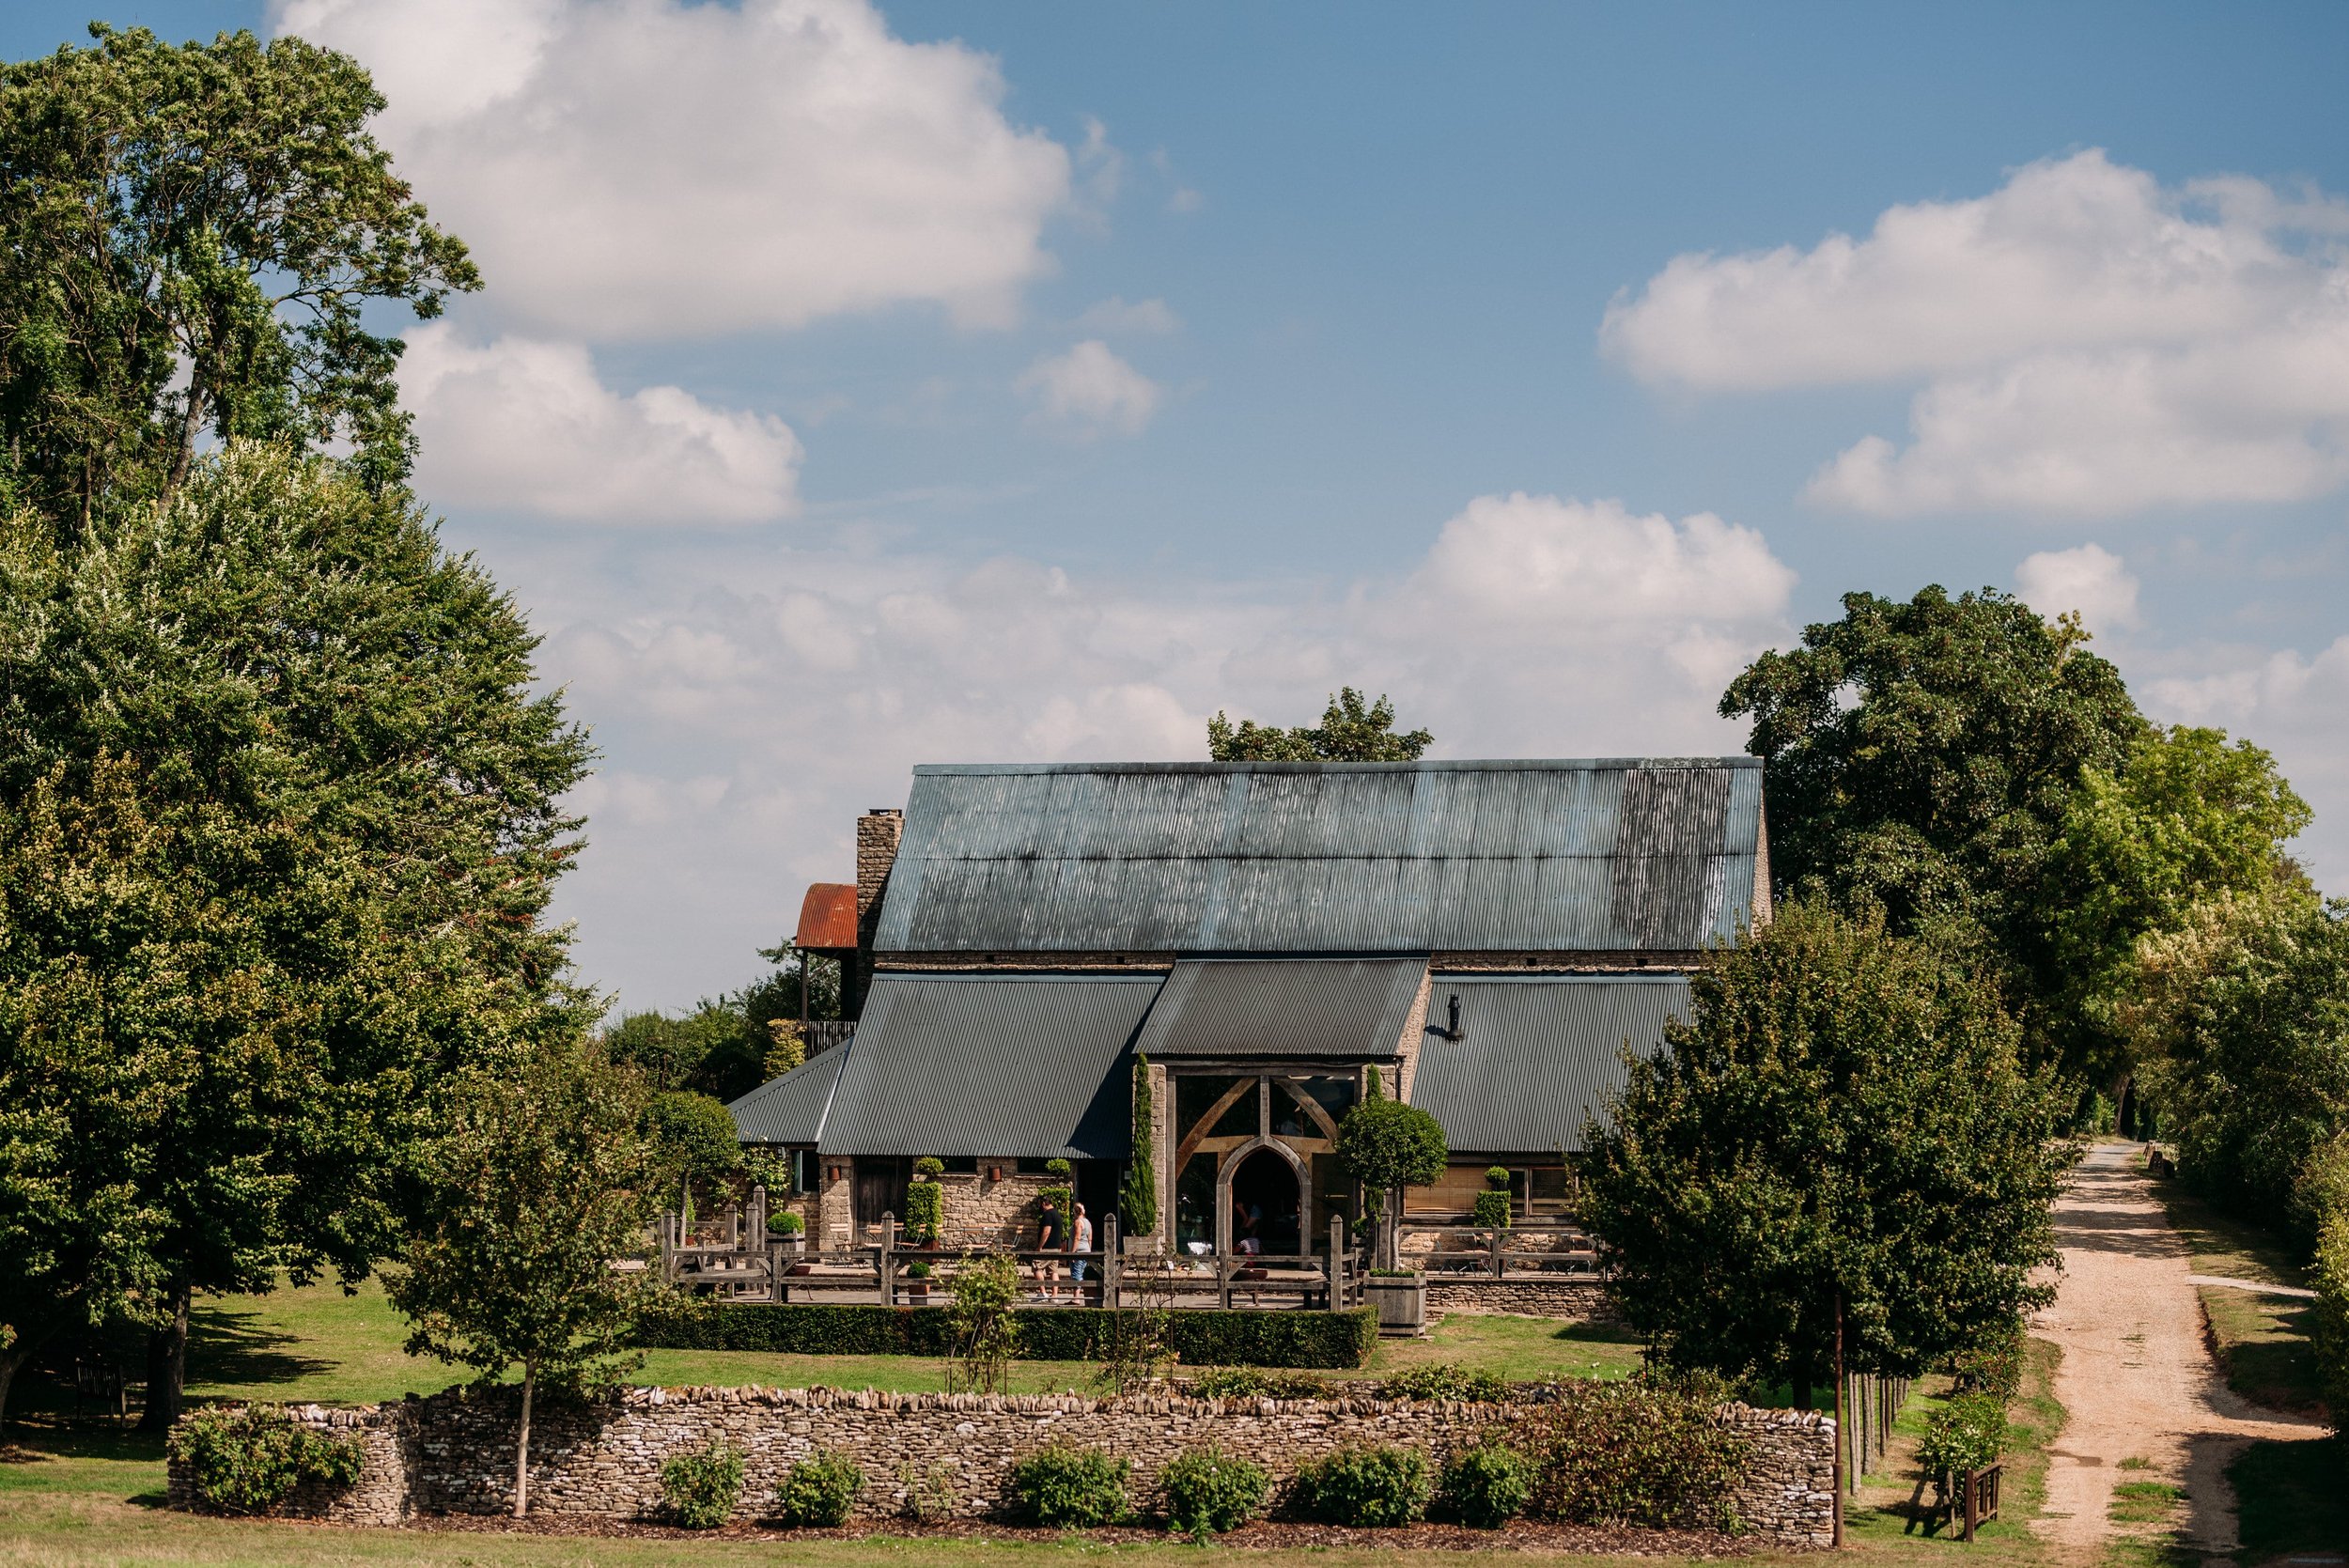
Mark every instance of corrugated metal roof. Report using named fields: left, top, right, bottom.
left=873, top=759, right=1761, bottom=955
left=1407, top=973, right=1692, bottom=1155
left=726, top=1044, right=851, bottom=1145
left=817, top=972, right=1163, bottom=1159
left=795, top=882, right=859, bottom=952
left=1133, top=957, right=1426, bottom=1060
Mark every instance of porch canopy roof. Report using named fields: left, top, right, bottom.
left=1132, top=956, right=1426, bottom=1061
left=1408, top=972, right=1692, bottom=1155
left=727, top=1042, right=849, bottom=1145
left=816, top=971, right=1161, bottom=1159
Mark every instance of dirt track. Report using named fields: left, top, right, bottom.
left=2032, top=1142, right=2323, bottom=1560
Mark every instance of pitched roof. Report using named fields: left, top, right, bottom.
left=1407, top=973, right=1691, bottom=1154
left=817, top=971, right=1161, bottom=1159
left=727, top=1042, right=851, bottom=1145
left=1132, top=957, right=1426, bottom=1060
left=872, top=759, right=1762, bottom=955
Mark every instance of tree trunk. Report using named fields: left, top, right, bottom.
left=136, top=1281, right=192, bottom=1434
left=513, top=1363, right=535, bottom=1518
left=0, top=1343, right=28, bottom=1433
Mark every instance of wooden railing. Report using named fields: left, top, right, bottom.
left=659, top=1204, right=1365, bottom=1312
left=1397, top=1219, right=1604, bottom=1279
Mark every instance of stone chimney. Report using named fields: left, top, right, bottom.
left=848, top=808, right=903, bottom=1018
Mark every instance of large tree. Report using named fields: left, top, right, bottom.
left=0, top=445, right=591, bottom=1427
left=1720, top=586, right=2145, bottom=1059
left=2040, top=726, right=2310, bottom=1087
left=2128, top=893, right=2349, bottom=1242
left=1207, top=687, right=1432, bottom=762
left=0, top=23, right=475, bottom=526
left=1576, top=900, right=2074, bottom=1400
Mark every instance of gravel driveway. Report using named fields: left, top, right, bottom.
left=2032, top=1141, right=2323, bottom=1560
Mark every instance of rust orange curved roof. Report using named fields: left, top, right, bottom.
left=795, top=882, right=859, bottom=952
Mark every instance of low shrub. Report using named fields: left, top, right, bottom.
left=768, top=1210, right=804, bottom=1237
left=1159, top=1445, right=1271, bottom=1537
left=1437, top=1442, right=1535, bottom=1529
left=1292, top=1443, right=1430, bottom=1526
left=1186, top=1366, right=1330, bottom=1400
left=772, top=1450, right=863, bottom=1527
left=904, top=1259, right=932, bottom=1280
left=1519, top=1377, right=1748, bottom=1531
left=1917, top=1392, right=2005, bottom=1479
left=167, top=1405, right=366, bottom=1515
left=1946, top=1316, right=2025, bottom=1402
left=1006, top=1443, right=1128, bottom=1526
left=660, top=1438, right=744, bottom=1529
left=635, top=1297, right=1378, bottom=1368
left=1485, top=1166, right=1512, bottom=1189
left=1381, top=1361, right=1508, bottom=1404
left=1471, top=1189, right=1513, bottom=1229
left=913, top=1156, right=946, bottom=1178
left=902, top=1179, right=942, bottom=1245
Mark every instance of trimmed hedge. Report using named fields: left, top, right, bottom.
left=637, top=1298, right=1378, bottom=1369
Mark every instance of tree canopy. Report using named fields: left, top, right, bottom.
left=1207, top=688, right=1432, bottom=762
left=0, top=23, right=475, bottom=523
left=2041, top=726, right=2310, bottom=1082
left=1576, top=900, right=2073, bottom=1396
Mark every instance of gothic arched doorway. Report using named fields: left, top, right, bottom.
left=1227, top=1144, right=1302, bottom=1258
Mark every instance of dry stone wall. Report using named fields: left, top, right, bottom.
left=1425, top=1279, right=1616, bottom=1321
left=171, top=1386, right=1834, bottom=1546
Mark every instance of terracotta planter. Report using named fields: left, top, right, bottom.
left=1364, top=1272, right=1426, bottom=1334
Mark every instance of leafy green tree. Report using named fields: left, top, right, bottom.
left=0, top=24, right=476, bottom=525
left=1720, top=587, right=2143, bottom=1057
left=0, top=756, right=177, bottom=1425
left=1576, top=900, right=2074, bottom=1400
left=386, top=1043, right=661, bottom=1518
left=2129, top=893, right=2349, bottom=1242
left=0, top=444, right=590, bottom=1427
left=605, top=1005, right=754, bottom=1096
left=1337, top=1083, right=1448, bottom=1266
left=1207, top=688, right=1432, bottom=762
left=643, top=1091, right=741, bottom=1197
left=2040, top=726, right=2310, bottom=1085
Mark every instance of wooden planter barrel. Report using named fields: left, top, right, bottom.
left=1364, top=1272, right=1427, bottom=1334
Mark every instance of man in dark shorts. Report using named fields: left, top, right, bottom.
left=1035, top=1198, right=1066, bottom=1302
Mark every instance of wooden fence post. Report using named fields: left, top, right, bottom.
left=1488, top=1227, right=1503, bottom=1278
left=879, top=1212, right=895, bottom=1308
left=1327, top=1217, right=1345, bottom=1310
left=1102, top=1214, right=1120, bottom=1310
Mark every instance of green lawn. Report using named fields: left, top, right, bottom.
left=159, top=1281, right=1640, bottom=1404
left=2145, top=1172, right=2326, bottom=1417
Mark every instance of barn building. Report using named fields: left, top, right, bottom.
left=728, top=757, right=1767, bottom=1255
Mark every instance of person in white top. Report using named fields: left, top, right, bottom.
left=1071, top=1203, right=1095, bottom=1291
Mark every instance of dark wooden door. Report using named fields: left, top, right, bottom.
left=853, top=1159, right=907, bottom=1233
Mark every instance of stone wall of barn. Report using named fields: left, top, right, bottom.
left=171, top=1387, right=1835, bottom=1547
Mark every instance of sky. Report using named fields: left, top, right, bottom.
left=10, top=2, right=2349, bottom=1012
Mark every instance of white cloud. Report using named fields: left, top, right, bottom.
left=1603, top=150, right=2349, bottom=517
left=1077, top=296, right=1181, bottom=334
left=276, top=0, right=1072, bottom=338
left=2013, top=544, right=2140, bottom=634
left=402, top=325, right=802, bottom=521
left=1017, top=340, right=1162, bottom=436
left=521, top=492, right=1796, bottom=1005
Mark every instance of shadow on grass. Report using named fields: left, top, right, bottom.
left=2229, top=1436, right=2349, bottom=1562
left=1552, top=1321, right=1642, bottom=1345
left=186, top=1304, right=337, bottom=1391
left=2215, top=1303, right=2326, bottom=1416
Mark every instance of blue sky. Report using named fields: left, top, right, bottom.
left=11, top=2, right=2348, bottom=1011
